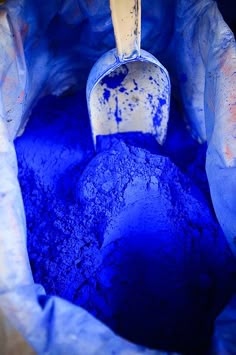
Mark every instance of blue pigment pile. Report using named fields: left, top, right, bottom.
left=15, top=92, right=236, bottom=354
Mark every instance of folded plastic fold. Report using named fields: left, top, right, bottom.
left=0, top=0, right=235, bottom=354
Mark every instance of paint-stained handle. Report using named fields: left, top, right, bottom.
left=110, top=0, right=141, bottom=61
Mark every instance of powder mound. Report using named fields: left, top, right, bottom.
left=15, top=94, right=236, bottom=354
left=76, top=140, right=236, bottom=353
left=78, top=139, right=216, bottom=247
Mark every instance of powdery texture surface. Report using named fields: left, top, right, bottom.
left=15, top=93, right=236, bottom=354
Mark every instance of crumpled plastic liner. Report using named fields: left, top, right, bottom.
left=0, top=0, right=235, bottom=354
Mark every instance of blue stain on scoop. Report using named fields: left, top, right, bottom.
left=159, top=98, right=166, bottom=107
left=148, top=93, right=153, bottom=102
left=101, top=65, right=129, bottom=89
left=87, top=49, right=171, bottom=146
left=103, top=89, right=111, bottom=102
left=153, top=109, right=162, bottom=127
left=152, top=98, right=166, bottom=128
left=133, top=79, right=138, bottom=91
left=115, top=96, right=122, bottom=124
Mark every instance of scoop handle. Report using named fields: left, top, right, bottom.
left=110, top=0, right=141, bottom=61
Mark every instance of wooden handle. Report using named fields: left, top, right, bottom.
left=110, top=0, right=141, bottom=60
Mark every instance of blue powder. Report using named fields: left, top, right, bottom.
left=103, top=88, right=111, bottom=102
left=159, top=98, right=166, bottom=106
left=101, top=65, right=129, bottom=89
left=119, top=87, right=126, bottom=93
left=15, top=92, right=236, bottom=354
left=114, top=96, right=122, bottom=124
left=153, top=110, right=162, bottom=127
left=152, top=102, right=162, bottom=128
left=133, top=79, right=138, bottom=91
left=76, top=140, right=236, bottom=353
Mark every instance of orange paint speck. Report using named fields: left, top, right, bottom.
left=17, top=90, right=24, bottom=103
left=225, top=144, right=234, bottom=162
left=21, top=23, right=29, bottom=40
left=220, top=49, right=236, bottom=77
left=229, top=105, right=236, bottom=123
left=226, top=93, right=236, bottom=125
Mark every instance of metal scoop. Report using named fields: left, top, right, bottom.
left=87, top=0, right=171, bottom=149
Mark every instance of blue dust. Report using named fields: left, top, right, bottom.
left=151, top=98, right=166, bottom=129
left=103, top=88, right=110, bottom=102
left=153, top=109, right=162, bottom=127
left=133, top=79, right=138, bottom=91
left=15, top=92, right=236, bottom=354
left=159, top=98, right=166, bottom=106
left=114, top=96, right=122, bottom=124
left=101, top=65, right=129, bottom=89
